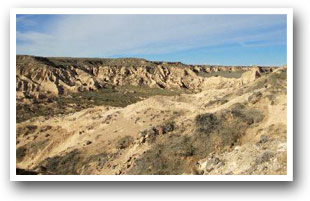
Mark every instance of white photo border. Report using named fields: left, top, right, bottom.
left=10, top=8, right=293, bottom=181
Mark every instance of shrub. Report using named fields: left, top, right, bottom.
left=173, top=136, right=195, bottom=157
left=16, top=168, right=37, bottom=175
left=29, top=139, right=49, bottom=155
left=195, top=113, right=219, bottom=133
left=255, top=151, right=275, bottom=164
left=116, top=136, right=134, bottom=149
left=128, top=137, right=190, bottom=175
left=17, top=124, right=38, bottom=137
left=248, top=91, right=262, bottom=104
left=16, top=146, right=27, bottom=162
left=231, top=103, right=264, bottom=125
left=161, top=121, right=175, bottom=134
left=17, top=85, right=185, bottom=123
left=43, top=149, right=81, bottom=175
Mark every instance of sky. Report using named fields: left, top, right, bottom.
left=16, top=14, right=287, bottom=66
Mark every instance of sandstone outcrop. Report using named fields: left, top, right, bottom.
left=16, top=55, right=275, bottom=101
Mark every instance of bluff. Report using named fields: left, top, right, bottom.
left=16, top=55, right=274, bottom=102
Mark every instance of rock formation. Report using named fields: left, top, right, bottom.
left=16, top=55, right=275, bottom=101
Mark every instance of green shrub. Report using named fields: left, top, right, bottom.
left=17, top=85, right=185, bottom=123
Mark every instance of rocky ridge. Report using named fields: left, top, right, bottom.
left=16, top=55, right=274, bottom=102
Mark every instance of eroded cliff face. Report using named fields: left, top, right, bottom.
left=16, top=55, right=274, bottom=102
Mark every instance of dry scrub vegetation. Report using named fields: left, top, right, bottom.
left=16, top=56, right=287, bottom=175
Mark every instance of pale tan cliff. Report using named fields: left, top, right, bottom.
left=16, top=55, right=275, bottom=101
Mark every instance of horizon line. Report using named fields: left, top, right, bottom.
left=16, top=54, right=286, bottom=67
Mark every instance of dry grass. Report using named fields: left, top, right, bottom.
left=128, top=103, right=264, bottom=175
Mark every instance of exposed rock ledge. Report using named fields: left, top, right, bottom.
left=16, top=55, right=278, bottom=101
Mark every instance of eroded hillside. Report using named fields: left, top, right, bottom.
left=15, top=56, right=286, bottom=175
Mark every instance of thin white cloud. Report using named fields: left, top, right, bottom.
left=17, top=31, right=53, bottom=42
left=16, top=14, right=286, bottom=57
left=16, top=15, right=37, bottom=27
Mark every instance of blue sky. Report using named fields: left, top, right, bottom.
left=16, top=14, right=287, bottom=65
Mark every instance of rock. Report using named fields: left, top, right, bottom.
left=205, top=167, right=214, bottom=173
left=259, top=135, right=269, bottom=144
left=162, top=122, right=175, bottom=134
left=248, top=91, right=262, bottom=104
left=139, top=137, right=146, bottom=144
left=217, top=161, right=225, bottom=168
left=241, top=69, right=261, bottom=84
left=255, top=71, right=261, bottom=78
left=256, top=151, right=274, bottom=164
